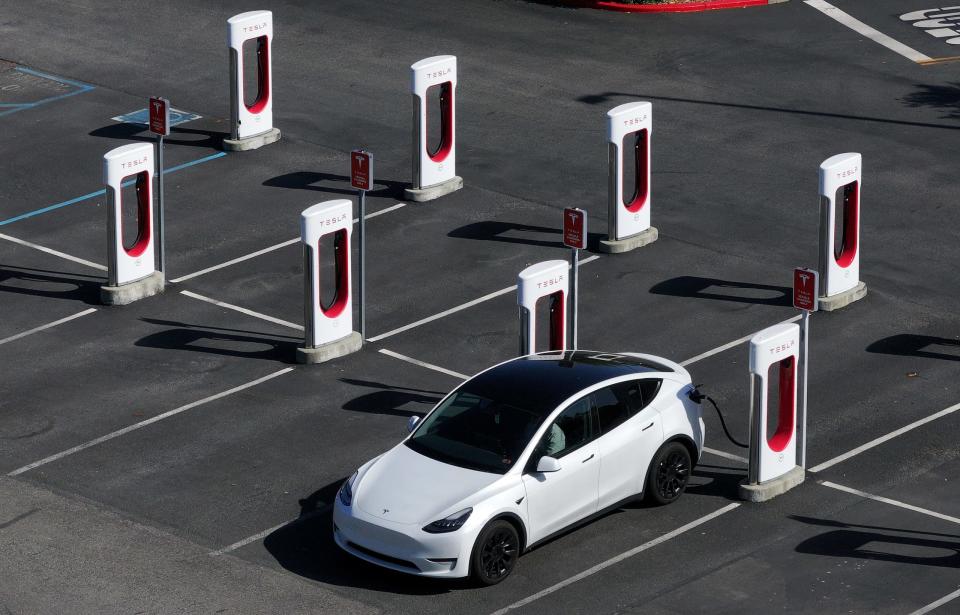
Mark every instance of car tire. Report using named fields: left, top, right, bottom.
left=645, top=441, right=692, bottom=506
left=470, top=520, right=520, bottom=586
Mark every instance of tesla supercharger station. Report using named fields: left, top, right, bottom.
left=517, top=261, right=567, bottom=356
left=739, top=322, right=805, bottom=502
left=818, top=153, right=866, bottom=310
left=100, top=143, right=164, bottom=305
left=599, top=102, right=658, bottom=253
left=223, top=10, right=281, bottom=151
left=296, top=200, right=362, bottom=364
left=403, top=55, right=463, bottom=202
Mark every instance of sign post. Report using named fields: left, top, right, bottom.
left=793, top=267, right=818, bottom=469
left=351, top=150, right=372, bottom=342
left=149, top=96, right=170, bottom=276
left=563, top=207, right=587, bottom=350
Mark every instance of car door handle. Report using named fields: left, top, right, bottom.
left=582, top=453, right=595, bottom=463
left=642, top=422, right=654, bottom=431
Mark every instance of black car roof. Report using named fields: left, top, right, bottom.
left=459, top=351, right=672, bottom=417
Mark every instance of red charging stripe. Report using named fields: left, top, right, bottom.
left=319, top=229, right=349, bottom=318
left=834, top=181, right=859, bottom=268
left=624, top=129, right=649, bottom=213
left=246, top=36, right=270, bottom=114
left=427, top=82, right=453, bottom=163
left=121, top=171, right=151, bottom=258
left=767, top=356, right=795, bottom=453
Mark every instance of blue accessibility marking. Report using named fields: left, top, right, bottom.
left=112, top=107, right=202, bottom=127
left=0, top=152, right=227, bottom=227
left=0, top=67, right=95, bottom=118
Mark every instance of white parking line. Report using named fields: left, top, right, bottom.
left=702, top=446, right=747, bottom=464
left=804, top=0, right=933, bottom=63
left=910, top=587, right=960, bottom=615
left=8, top=368, right=293, bottom=476
left=489, top=503, right=741, bottom=615
left=180, top=290, right=304, bottom=331
left=819, top=481, right=960, bottom=526
left=169, top=203, right=407, bottom=284
left=680, top=314, right=802, bottom=366
left=0, top=308, right=97, bottom=346
left=368, top=255, right=601, bottom=343
left=209, top=503, right=333, bottom=556
left=809, top=401, right=960, bottom=473
left=379, top=349, right=469, bottom=380
left=0, top=232, right=106, bottom=271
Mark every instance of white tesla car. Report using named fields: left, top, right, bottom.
left=333, top=351, right=704, bottom=585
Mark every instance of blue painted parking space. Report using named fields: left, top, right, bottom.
left=111, top=107, right=202, bottom=127
left=0, top=65, right=94, bottom=117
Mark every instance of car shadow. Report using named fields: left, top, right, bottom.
left=650, top=276, right=792, bottom=307
left=865, top=334, right=960, bottom=362
left=135, top=318, right=300, bottom=363
left=448, top=220, right=606, bottom=251
left=263, top=172, right=407, bottom=200
left=790, top=516, right=960, bottom=568
left=89, top=122, right=227, bottom=149
left=684, top=467, right=746, bottom=502
left=263, top=479, right=462, bottom=595
left=0, top=266, right=103, bottom=305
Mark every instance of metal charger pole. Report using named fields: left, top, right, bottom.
left=570, top=246, right=579, bottom=350
left=358, top=186, right=366, bottom=342
left=157, top=133, right=165, bottom=274
left=799, top=308, right=810, bottom=469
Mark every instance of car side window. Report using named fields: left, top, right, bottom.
left=593, top=386, right=631, bottom=435
left=612, top=379, right=662, bottom=416
left=534, top=396, right=593, bottom=461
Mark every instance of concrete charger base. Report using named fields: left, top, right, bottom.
left=296, top=331, right=363, bottom=364
left=403, top=176, right=463, bottom=202
left=222, top=128, right=282, bottom=152
left=100, top=271, right=165, bottom=306
left=818, top=281, right=867, bottom=312
left=598, top=226, right=658, bottom=254
left=739, top=466, right=805, bottom=503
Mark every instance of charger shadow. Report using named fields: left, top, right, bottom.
left=0, top=266, right=103, bottom=305
left=263, top=478, right=457, bottom=595
left=795, top=528, right=959, bottom=568
left=341, top=378, right=442, bottom=418
left=448, top=220, right=605, bottom=251
left=135, top=323, right=299, bottom=363
left=263, top=172, right=407, bottom=200
left=650, top=276, right=792, bottom=307
left=89, top=122, right=227, bottom=149
left=866, top=334, right=960, bottom=362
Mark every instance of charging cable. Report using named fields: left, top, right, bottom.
left=687, top=386, right=749, bottom=449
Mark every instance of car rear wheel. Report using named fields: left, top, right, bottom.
left=646, top=442, right=691, bottom=505
left=471, top=520, right=519, bottom=586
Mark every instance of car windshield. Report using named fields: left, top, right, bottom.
left=406, top=390, right=544, bottom=474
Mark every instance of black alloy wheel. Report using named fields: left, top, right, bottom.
left=471, top=520, right=519, bottom=586
left=646, top=442, right=692, bottom=505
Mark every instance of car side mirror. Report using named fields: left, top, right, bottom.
left=407, top=415, right=420, bottom=433
left=536, top=456, right=561, bottom=473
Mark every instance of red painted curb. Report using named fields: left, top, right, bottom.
left=562, top=0, right=771, bottom=13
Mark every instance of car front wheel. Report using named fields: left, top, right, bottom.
left=646, top=442, right=692, bottom=505
left=471, top=520, right=519, bottom=586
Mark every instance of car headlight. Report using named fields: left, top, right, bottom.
left=423, top=508, right=473, bottom=533
left=339, top=472, right=358, bottom=507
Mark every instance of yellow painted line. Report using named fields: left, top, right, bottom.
left=918, top=55, right=960, bottom=66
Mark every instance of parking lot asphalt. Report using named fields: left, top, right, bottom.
left=1, top=0, right=958, bottom=613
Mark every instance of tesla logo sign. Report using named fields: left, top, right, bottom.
left=149, top=96, right=170, bottom=136
left=351, top=150, right=372, bottom=191
left=793, top=267, right=819, bottom=312
left=563, top=207, right=587, bottom=250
